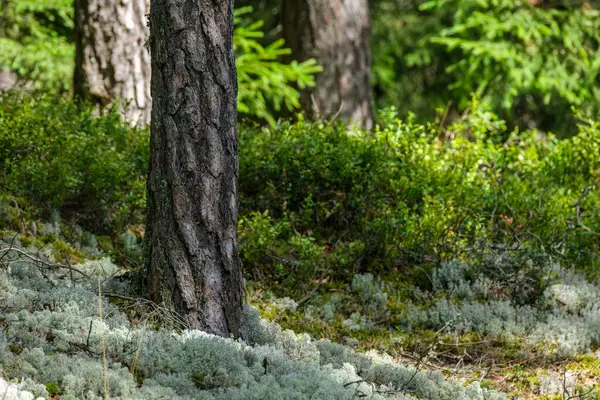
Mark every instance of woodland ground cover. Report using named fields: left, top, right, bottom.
left=1, top=93, right=600, bottom=398
left=3, top=1, right=600, bottom=398
left=0, top=235, right=514, bottom=400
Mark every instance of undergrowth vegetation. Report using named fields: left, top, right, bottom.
left=0, top=237, right=510, bottom=400
left=0, top=92, right=148, bottom=234
left=2, top=92, right=600, bottom=397
left=5, top=92, right=600, bottom=284
left=238, top=101, right=600, bottom=288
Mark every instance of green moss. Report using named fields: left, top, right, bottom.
left=52, top=239, right=86, bottom=264
left=18, top=235, right=33, bottom=248
left=567, top=354, right=600, bottom=374
left=0, top=229, right=17, bottom=241
left=500, top=366, right=541, bottom=393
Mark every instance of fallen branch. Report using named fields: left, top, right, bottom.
left=0, top=246, right=90, bottom=279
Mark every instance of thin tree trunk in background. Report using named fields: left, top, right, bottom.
left=145, top=0, right=245, bottom=338
left=282, top=0, right=374, bottom=130
left=74, top=0, right=151, bottom=126
left=0, top=70, right=17, bottom=91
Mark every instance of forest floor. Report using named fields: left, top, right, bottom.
left=253, top=297, right=600, bottom=400
left=1, top=217, right=600, bottom=399
left=249, top=269, right=600, bottom=400
left=0, top=227, right=518, bottom=400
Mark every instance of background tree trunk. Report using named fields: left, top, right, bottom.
left=145, top=0, right=245, bottom=338
left=74, top=0, right=151, bottom=126
left=282, top=0, right=374, bottom=129
left=0, top=70, right=17, bottom=91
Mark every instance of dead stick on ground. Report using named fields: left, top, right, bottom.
left=98, top=278, right=110, bottom=400
left=0, top=247, right=89, bottom=278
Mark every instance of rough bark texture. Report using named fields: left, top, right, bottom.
left=74, top=0, right=151, bottom=125
left=282, top=0, right=374, bottom=130
left=145, top=0, right=245, bottom=338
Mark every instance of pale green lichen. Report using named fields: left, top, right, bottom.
left=0, top=241, right=508, bottom=399
left=399, top=260, right=600, bottom=357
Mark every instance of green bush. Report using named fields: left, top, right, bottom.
left=2, top=92, right=600, bottom=295
left=238, top=103, right=600, bottom=291
left=0, top=92, right=148, bottom=233
left=371, top=0, right=600, bottom=134
left=0, top=0, right=74, bottom=92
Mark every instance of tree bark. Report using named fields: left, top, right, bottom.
left=74, top=0, right=151, bottom=126
left=145, top=0, right=245, bottom=338
left=282, top=0, right=374, bottom=130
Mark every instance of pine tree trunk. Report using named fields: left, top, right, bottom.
left=145, top=0, right=245, bottom=338
left=74, top=0, right=151, bottom=126
left=282, top=0, right=374, bottom=130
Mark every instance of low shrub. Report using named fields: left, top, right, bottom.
left=239, top=103, right=600, bottom=292
left=0, top=91, right=148, bottom=234
left=2, top=92, right=600, bottom=297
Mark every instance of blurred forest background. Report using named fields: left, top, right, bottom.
left=4, top=0, right=600, bottom=132
left=2, top=0, right=600, bottom=399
